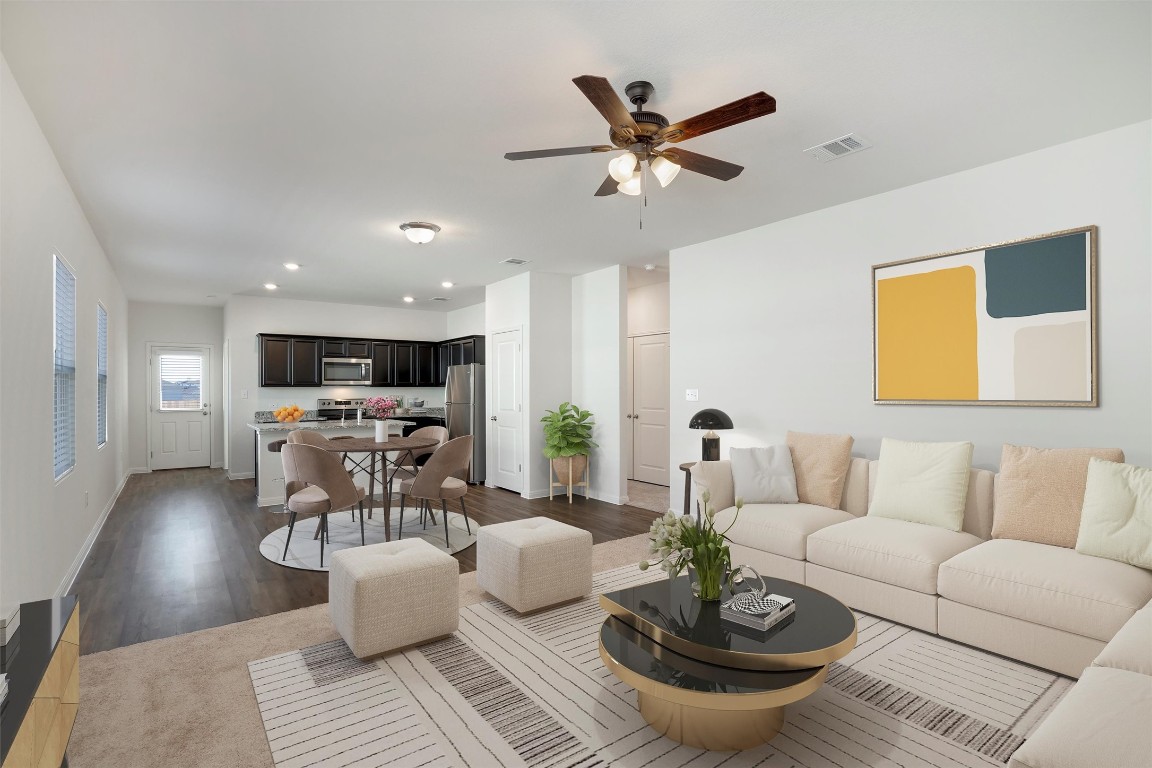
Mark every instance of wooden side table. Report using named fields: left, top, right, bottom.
left=679, top=461, right=697, bottom=518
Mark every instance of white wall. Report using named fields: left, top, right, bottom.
left=527, top=273, right=573, bottom=497
left=223, top=295, right=447, bottom=478
left=446, top=302, right=485, bottom=338
left=628, top=281, right=670, bottom=336
left=670, top=122, right=1152, bottom=470
left=572, top=266, right=627, bottom=503
left=126, top=302, right=225, bottom=471
left=0, top=56, right=129, bottom=624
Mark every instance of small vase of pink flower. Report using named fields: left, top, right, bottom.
left=362, top=396, right=398, bottom=419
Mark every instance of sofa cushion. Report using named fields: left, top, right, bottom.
left=691, top=460, right=734, bottom=513
left=1093, top=602, right=1152, bottom=676
left=806, top=517, right=983, bottom=594
left=868, top=438, right=973, bottom=531
left=714, top=503, right=854, bottom=561
left=730, top=446, right=798, bottom=503
left=938, top=539, right=1152, bottom=642
left=993, top=443, right=1125, bottom=548
left=786, top=431, right=854, bottom=509
left=1006, top=666, right=1152, bottom=768
left=1076, top=458, right=1152, bottom=569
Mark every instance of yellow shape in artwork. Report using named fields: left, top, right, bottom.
left=877, top=266, right=978, bottom=400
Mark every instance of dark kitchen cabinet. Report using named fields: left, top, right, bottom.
left=394, top=342, right=417, bottom=386
left=291, top=339, right=321, bottom=386
left=370, top=342, right=394, bottom=386
left=259, top=335, right=320, bottom=386
left=402, top=415, right=446, bottom=437
left=346, top=340, right=370, bottom=358
left=322, top=339, right=346, bottom=357
left=437, top=343, right=450, bottom=386
left=416, top=343, right=437, bottom=386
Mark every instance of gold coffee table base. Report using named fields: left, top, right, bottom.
left=638, top=692, right=787, bottom=751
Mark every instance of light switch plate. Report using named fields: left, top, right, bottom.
left=241, top=389, right=249, bottom=399
left=686, top=389, right=699, bottom=401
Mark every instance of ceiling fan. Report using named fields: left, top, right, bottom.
left=505, top=76, right=776, bottom=196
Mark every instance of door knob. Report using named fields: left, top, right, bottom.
left=490, top=416, right=497, bottom=421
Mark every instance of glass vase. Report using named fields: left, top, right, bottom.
left=689, top=561, right=726, bottom=601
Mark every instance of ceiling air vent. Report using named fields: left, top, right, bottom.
left=500, top=257, right=530, bottom=265
left=803, top=133, right=873, bottom=162
left=430, top=297, right=450, bottom=302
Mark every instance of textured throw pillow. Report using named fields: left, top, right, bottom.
left=868, top=438, right=973, bottom=531
left=992, top=444, right=1125, bottom=548
left=1075, top=458, right=1152, bottom=569
left=786, top=431, right=854, bottom=508
left=729, top=446, right=799, bottom=504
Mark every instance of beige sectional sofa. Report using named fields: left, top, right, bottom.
left=692, top=452, right=1152, bottom=767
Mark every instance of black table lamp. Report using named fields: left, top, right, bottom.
left=689, top=408, right=734, bottom=461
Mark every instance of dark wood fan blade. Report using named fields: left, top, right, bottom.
left=594, top=174, right=619, bottom=196
left=661, top=148, right=744, bottom=181
left=504, top=145, right=614, bottom=161
left=659, top=92, right=776, bottom=143
left=572, top=76, right=640, bottom=137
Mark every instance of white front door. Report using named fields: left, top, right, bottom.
left=150, top=346, right=211, bottom=470
left=490, top=329, right=523, bottom=492
left=632, top=333, right=670, bottom=485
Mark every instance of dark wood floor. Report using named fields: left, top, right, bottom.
left=70, top=468, right=660, bottom=655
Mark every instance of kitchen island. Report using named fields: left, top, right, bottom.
left=249, top=419, right=413, bottom=507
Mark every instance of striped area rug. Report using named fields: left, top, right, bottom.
left=248, top=566, right=1072, bottom=768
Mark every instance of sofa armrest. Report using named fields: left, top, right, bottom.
left=691, top=460, right=735, bottom=513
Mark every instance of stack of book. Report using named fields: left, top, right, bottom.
left=720, top=592, right=796, bottom=632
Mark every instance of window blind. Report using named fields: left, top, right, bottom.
left=97, top=304, right=108, bottom=447
left=54, top=255, right=76, bottom=478
left=159, top=355, right=202, bottom=410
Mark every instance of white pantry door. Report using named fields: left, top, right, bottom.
left=150, top=346, right=211, bottom=470
left=490, top=330, right=523, bottom=492
left=632, top=333, right=670, bottom=485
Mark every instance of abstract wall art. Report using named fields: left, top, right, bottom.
left=873, top=226, right=1097, bottom=406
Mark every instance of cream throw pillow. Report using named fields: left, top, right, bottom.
left=1075, top=458, right=1152, bottom=569
left=786, top=431, right=854, bottom=509
left=992, top=444, right=1125, bottom=548
left=730, top=446, right=799, bottom=504
left=868, top=438, right=973, bottom=531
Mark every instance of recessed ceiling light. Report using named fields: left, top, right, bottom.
left=264, top=283, right=278, bottom=290
left=441, top=281, right=454, bottom=288
left=399, top=222, right=441, bottom=244
left=283, top=262, right=300, bottom=270
left=402, top=296, right=415, bottom=303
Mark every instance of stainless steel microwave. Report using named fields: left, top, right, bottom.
left=321, top=357, right=372, bottom=386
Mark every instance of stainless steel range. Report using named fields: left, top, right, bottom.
left=316, top=398, right=369, bottom=422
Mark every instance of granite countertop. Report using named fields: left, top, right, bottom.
left=247, top=419, right=415, bottom=432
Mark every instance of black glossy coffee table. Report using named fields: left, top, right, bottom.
left=598, top=575, right=856, bottom=751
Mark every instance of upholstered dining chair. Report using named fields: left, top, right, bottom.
left=287, top=430, right=358, bottom=514
left=397, top=435, right=473, bottom=549
left=393, top=425, right=450, bottom=523
left=281, top=443, right=367, bottom=568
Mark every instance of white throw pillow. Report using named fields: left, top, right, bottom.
left=729, top=446, right=799, bottom=504
left=868, top=438, right=973, bottom=531
left=1075, top=458, right=1152, bottom=569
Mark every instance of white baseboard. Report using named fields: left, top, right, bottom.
left=0, top=605, right=19, bottom=645
left=587, top=490, right=626, bottom=505
left=228, top=471, right=255, bottom=480
left=523, top=487, right=592, bottom=501
left=211, top=462, right=224, bottom=469
left=57, top=469, right=132, bottom=598
left=129, top=466, right=151, bottom=474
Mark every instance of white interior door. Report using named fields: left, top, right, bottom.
left=150, top=346, right=211, bottom=470
left=632, top=333, right=670, bottom=485
left=490, top=329, right=523, bottom=492
left=625, top=336, right=635, bottom=480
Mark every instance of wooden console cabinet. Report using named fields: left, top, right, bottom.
left=0, top=597, right=80, bottom=768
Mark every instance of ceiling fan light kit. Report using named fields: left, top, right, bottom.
left=505, top=75, right=776, bottom=202
left=399, top=221, right=441, bottom=244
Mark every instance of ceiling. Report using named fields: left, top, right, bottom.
left=2, top=2, right=1148, bottom=310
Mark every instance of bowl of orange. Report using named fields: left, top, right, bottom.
left=274, top=405, right=304, bottom=423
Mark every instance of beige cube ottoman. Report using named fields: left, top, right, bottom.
left=329, top=538, right=459, bottom=659
left=477, top=517, right=593, bottom=613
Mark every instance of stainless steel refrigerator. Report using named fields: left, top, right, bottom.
left=444, top=364, right=485, bottom=482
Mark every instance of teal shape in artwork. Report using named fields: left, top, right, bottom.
left=984, top=232, right=1087, bottom=318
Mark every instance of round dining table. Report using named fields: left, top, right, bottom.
left=317, top=435, right=439, bottom=541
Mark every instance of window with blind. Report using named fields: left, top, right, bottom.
left=158, top=355, right=203, bottom=410
left=97, top=304, right=108, bottom=447
left=54, top=255, right=77, bottom=479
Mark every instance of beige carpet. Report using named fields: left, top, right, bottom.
left=68, top=534, right=650, bottom=768
left=626, top=480, right=672, bottom=514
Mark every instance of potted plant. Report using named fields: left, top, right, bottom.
left=540, top=402, right=598, bottom=485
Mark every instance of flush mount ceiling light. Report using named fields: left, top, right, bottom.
left=264, top=283, right=278, bottom=290
left=402, top=296, right=415, bottom=303
left=283, top=262, right=300, bottom=271
left=441, top=281, right=454, bottom=288
left=400, top=222, right=441, bottom=244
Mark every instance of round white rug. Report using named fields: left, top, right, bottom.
left=260, top=507, right=476, bottom=571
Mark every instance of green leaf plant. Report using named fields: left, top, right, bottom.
left=540, top=402, right=599, bottom=459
